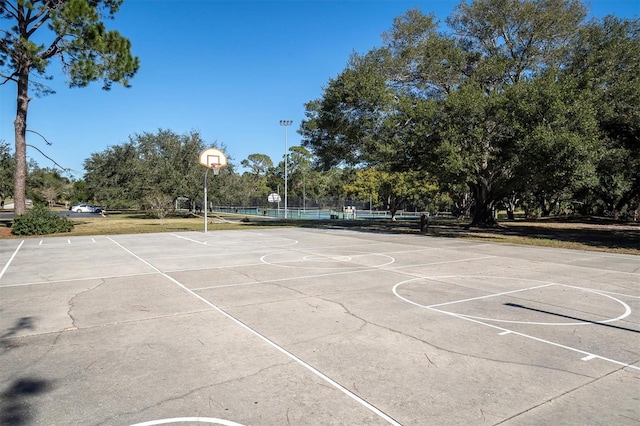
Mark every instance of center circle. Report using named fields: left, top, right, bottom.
left=261, top=250, right=395, bottom=269
left=303, top=255, right=353, bottom=262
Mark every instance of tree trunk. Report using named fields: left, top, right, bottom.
left=506, top=206, right=515, bottom=220
left=469, top=181, right=497, bottom=227
left=13, top=70, right=30, bottom=216
left=505, top=192, right=518, bottom=220
left=538, top=196, right=551, bottom=217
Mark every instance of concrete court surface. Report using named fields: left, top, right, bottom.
left=0, top=227, right=638, bottom=426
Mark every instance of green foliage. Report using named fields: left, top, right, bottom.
left=70, top=180, right=91, bottom=205
left=301, top=2, right=639, bottom=224
left=344, top=167, right=438, bottom=217
left=84, top=130, right=232, bottom=209
left=241, top=154, right=274, bottom=176
left=568, top=16, right=640, bottom=214
left=143, top=192, right=174, bottom=223
left=0, top=141, right=14, bottom=201
left=84, top=141, right=142, bottom=208
left=11, top=204, right=74, bottom=236
left=26, top=166, right=73, bottom=206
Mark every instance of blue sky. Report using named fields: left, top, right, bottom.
left=1, top=0, right=638, bottom=179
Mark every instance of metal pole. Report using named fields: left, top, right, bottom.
left=285, top=126, right=288, bottom=220
left=204, top=168, right=209, bottom=233
left=279, top=120, right=293, bottom=219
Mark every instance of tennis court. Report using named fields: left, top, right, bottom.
left=1, top=227, right=638, bottom=425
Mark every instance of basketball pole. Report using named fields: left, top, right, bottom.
left=204, top=167, right=209, bottom=233
left=199, top=147, right=227, bottom=234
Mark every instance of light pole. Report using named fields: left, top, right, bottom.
left=279, top=120, right=293, bottom=219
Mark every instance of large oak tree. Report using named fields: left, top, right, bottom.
left=301, top=1, right=616, bottom=226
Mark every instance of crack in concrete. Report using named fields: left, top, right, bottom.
left=493, top=363, right=639, bottom=425
left=99, top=360, right=295, bottom=425
left=67, top=279, right=107, bottom=329
left=316, top=295, right=597, bottom=379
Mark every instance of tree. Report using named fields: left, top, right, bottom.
left=84, top=130, right=213, bottom=210
left=135, top=129, right=208, bottom=207
left=284, top=146, right=314, bottom=207
left=0, top=141, right=14, bottom=205
left=567, top=16, right=640, bottom=216
left=402, top=1, right=586, bottom=225
left=0, top=0, right=139, bottom=215
left=144, top=191, right=173, bottom=223
left=240, top=153, right=274, bottom=206
left=241, top=153, right=273, bottom=176
left=27, top=165, right=71, bottom=206
left=344, top=167, right=437, bottom=220
left=504, top=72, right=601, bottom=216
left=301, top=2, right=593, bottom=226
left=84, top=141, right=141, bottom=208
left=301, top=50, right=405, bottom=171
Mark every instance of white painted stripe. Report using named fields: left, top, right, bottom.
left=130, top=417, right=245, bottom=425
left=0, top=240, right=24, bottom=281
left=499, top=331, right=511, bottom=335
left=3, top=252, right=483, bottom=289
left=109, top=237, right=402, bottom=426
left=170, top=233, right=208, bottom=245
left=0, top=272, right=158, bottom=288
left=191, top=257, right=495, bottom=292
left=582, top=354, right=597, bottom=361
left=562, top=284, right=640, bottom=299
left=421, top=281, right=555, bottom=309
left=429, top=307, right=640, bottom=372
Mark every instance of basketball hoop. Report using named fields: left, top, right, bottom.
left=199, top=148, right=227, bottom=174
left=210, top=164, right=222, bottom=175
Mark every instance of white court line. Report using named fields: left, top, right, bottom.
left=108, top=237, right=403, bottom=426
left=395, top=276, right=633, bottom=325
left=171, top=234, right=208, bottom=245
left=131, top=417, right=245, bottom=426
left=563, top=285, right=640, bottom=299
left=393, top=276, right=640, bottom=371
left=171, top=233, right=300, bottom=248
left=428, top=306, right=640, bottom=372
left=0, top=240, right=24, bottom=281
left=2, top=252, right=488, bottom=290
left=426, top=282, right=555, bottom=309
left=191, top=256, right=496, bottom=291
left=171, top=231, right=492, bottom=258
left=0, top=271, right=158, bottom=289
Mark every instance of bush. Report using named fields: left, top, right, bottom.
left=11, top=204, right=74, bottom=236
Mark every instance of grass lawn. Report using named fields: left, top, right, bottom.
left=1, top=210, right=638, bottom=255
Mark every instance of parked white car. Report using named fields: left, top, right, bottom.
left=70, top=203, right=97, bottom=213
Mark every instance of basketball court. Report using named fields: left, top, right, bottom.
left=1, top=227, right=638, bottom=425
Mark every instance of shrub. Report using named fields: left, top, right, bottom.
left=11, top=204, right=74, bottom=236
